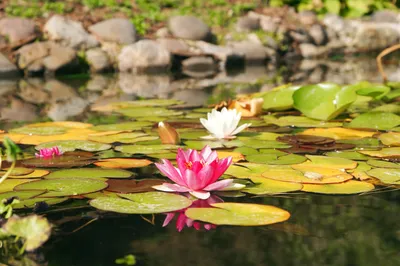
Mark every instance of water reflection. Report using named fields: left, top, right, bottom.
left=1, top=57, right=400, bottom=125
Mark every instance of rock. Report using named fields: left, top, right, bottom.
left=0, top=97, right=38, bottom=121
left=351, top=23, right=400, bottom=51
left=235, top=16, right=260, bottom=32
left=101, top=42, right=121, bottom=65
left=309, top=24, right=327, bottom=46
left=89, top=18, right=136, bottom=44
left=229, top=41, right=268, bottom=64
left=168, top=16, right=210, bottom=41
left=15, top=41, right=77, bottom=73
left=263, top=35, right=279, bottom=50
left=259, top=16, right=281, bottom=34
left=86, top=75, right=113, bottom=91
left=44, top=15, right=99, bottom=49
left=289, top=30, right=312, bottom=43
left=44, top=79, right=79, bottom=102
left=298, top=10, right=318, bottom=26
left=371, top=10, right=400, bottom=23
left=118, top=73, right=172, bottom=97
left=86, top=48, right=111, bottom=72
left=0, top=53, right=19, bottom=78
left=299, top=43, right=328, bottom=58
left=118, top=40, right=171, bottom=73
left=157, top=38, right=198, bottom=56
left=195, top=41, right=241, bottom=63
left=0, top=18, right=37, bottom=46
left=182, top=56, right=217, bottom=78
left=47, top=97, right=88, bottom=121
left=323, top=14, right=346, bottom=33
left=155, top=27, right=170, bottom=38
left=18, top=79, right=49, bottom=104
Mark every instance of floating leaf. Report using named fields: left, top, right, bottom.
left=91, top=122, right=154, bottom=131
left=2, top=215, right=51, bottom=251
left=14, top=178, right=108, bottom=197
left=115, top=144, right=178, bottom=155
left=350, top=161, right=372, bottom=180
left=9, top=126, right=67, bottom=136
left=243, top=177, right=302, bottom=195
left=293, top=83, right=356, bottom=120
left=301, top=127, right=376, bottom=140
left=379, top=132, right=400, bottom=146
left=356, top=84, right=390, bottom=99
left=304, top=155, right=358, bottom=169
left=347, top=112, right=400, bottom=130
left=45, top=168, right=134, bottom=180
left=301, top=180, right=374, bottom=194
left=324, top=151, right=371, bottom=161
left=88, top=132, right=151, bottom=144
left=94, top=158, right=153, bottom=169
left=0, top=167, right=34, bottom=176
left=366, top=159, right=400, bottom=169
left=22, top=155, right=94, bottom=168
left=261, top=85, right=300, bottom=111
left=0, top=179, right=37, bottom=193
left=36, top=140, right=111, bottom=152
left=26, top=121, right=93, bottom=128
left=243, top=139, right=290, bottom=149
left=217, top=151, right=245, bottom=162
left=12, top=197, right=68, bottom=209
left=264, top=115, right=342, bottom=128
left=185, top=202, right=290, bottom=226
left=358, top=147, right=400, bottom=158
left=89, top=192, right=192, bottom=214
left=372, top=104, right=400, bottom=113
left=367, top=168, right=400, bottom=185
left=0, top=191, right=45, bottom=201
left=9, top=169, right=50, bottom=179
left=106, top=179, right=164, bottom=193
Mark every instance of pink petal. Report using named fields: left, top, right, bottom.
left=193, top=222, right=201, bottom=230
left=183, top=169, right=202, bottom=191
left=210, top=156, right=232, bottom=183
left=189, top=149, right=201, bottom=162
left=203, top=179, right=233, bottom=191
left=189, top=190, right=211, bottom=199
left=152, top=183, right=190, bottom=193
left=177, top=148, right=191, bottom=161
left=155, top=160, right=186, bottom=186
left=176, top=213, right=187, bottom=232
left=163, top=213, right=175, bottom=227
left=196, top=164, right=215, bottom=188
left=185, top=217, right=194, bottom=227
left=204, top=224, right=213, bottom=230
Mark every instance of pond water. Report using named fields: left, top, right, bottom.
left=1, top=57, right=400, bottom=266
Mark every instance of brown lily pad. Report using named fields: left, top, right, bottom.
left=106, top=179, right=164, bottom=193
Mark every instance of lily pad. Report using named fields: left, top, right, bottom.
left=14, top=178, right=108, bottom=197
left=91, top=122, right=154, bottom=131
left=347, top=112, right=400, bottom=130
left=44, top=168, right=134, bottom=179
left=93, top=158, right=153, bottom=169
left=9, top=169, right=50, bottom=179
left=9, top=126, right=67, bottom=136
left=243, top=177, right=303, bottom=195
left=324, top=151, right=371, bottom=161
left=106, top=179, right=164, bottom=193
left=301, top=127, right=376, bottom=140
left=379, top=132, right=400, bottom=146
left=12, top=197, right=68, bottom=209
left=35, top=140, right=111, bottom=152
left=0, top=179, right=37, bottom=193
left=2, top=215, right=51, bottom=251
left=0, top=191, right=45, bottom=201
left=264, top=115, right=342, bottom=128
left=88, top=132, right=152, bottom=144
left=115, top=144, right=178, bottom=155
left=22, top=155, right=95, bottom=168
left=89, top=192, right=192, bottom=214
left=0, top=167, right=34, bottom=176
left=358, top=147, right=400, bottom=158
left=366, top=159, right=400, bottom=169
left=367, top=168, right=400, bottom=185
left=185, top=202, right=290, bottom=226
left=261, top=85, right=300, bottom=111
left=301, top=180, right=374, bottom=194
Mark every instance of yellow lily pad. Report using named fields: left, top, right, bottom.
left=379, top=132, right=400, bottom=146
left=243, top=177, right=303, bottom=195
left=349, top=162, right=372, bottom=180
left=9, top=169, right=49, bottom=179
left=26, top=121, right=93, bottom=128
left=0, top=167, right=34, bottom=176
left=367, top=168, right=400, bottom=185
left=358, top=147, right=400, bottom=158
left=301, top=180, right=374, bottom=194
left=303, top=155, right=358, bottom=169
left=93, top=158, right=153, bottom=169
left=301, top=127, right=376, bottom=140
left=217, top=151, right=245, bottom=163
left=0, top=179, right=38, bottom=193
left=185, top=202, right=290, bottom=226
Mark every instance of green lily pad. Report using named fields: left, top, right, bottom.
left=233, top=147, right=259, bottom=156
left=301, top=180, right=374, bottom=194
left=379, top=132, right=400, bottom=146
left=243, top=139, right=290, bottom=149
left=91, top=122, right=154, bottom=131
left=356, top=84, right=390, bottom=99
left=337, top=138, right=381, bottom=148
left=22, top=155, right=95, bottom=168
left=264, top=115, right=342, bottom=128
left=115, top=107, right=183, bottom=118
left=115, top=144, right=178, bottom=155
left=89, top=192, right=192, bottom=214
left=243, top=177, right=303, bottom=195
left=293, top=83, right=356, bottom=120
left=366, top=159, right=400, bottom=169
left=367, top=168, right=400, bottom=184
left=13, top=197, right=68, bottom=209
left=14, top=178, right=108, bottom=197
left=382, top=88, right=400, bottom=101
left=183, top=141, right=224, bottom=150
left=324, top=151, right=371, bottom=161
left=347, top=112, right=400, bottom=130
left=44, top=168, right=134, bottom=180
left=0, top=167, right=34, bottom=176
left=88, top=132, right=154, bottom=144
left=9, top=126, right=67, bottom=136
left=359, top=147, right=400, bottom=158
left=36, top=140, right=111, bottom=152
left=0, top=179, right=37, bottom=193
left=372, top=104, right=400, bottom=113
left=0, top=191, right=45, bottom=201
left=2, top=215, right=51, bottom=251
left=261, top=85, right=300, bottom=111
left=185, top=202, right=290, bottom=226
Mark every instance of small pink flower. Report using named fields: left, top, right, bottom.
left=153, top=145, right=235, bottom=199
left=163, top=196, right=221, bottom=232
left=35, top=146, right=63, bottom=159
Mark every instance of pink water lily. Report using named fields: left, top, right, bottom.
left=153, top=145, right=234, bottom=199
left=35, top=146, right=63, bottom=159
left=163, top=196, right=221, bottom=232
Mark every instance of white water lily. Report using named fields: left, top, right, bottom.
left=200, top=107, right=252, bottom=139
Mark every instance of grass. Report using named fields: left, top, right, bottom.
left=3, top=0, right=262, bottom=36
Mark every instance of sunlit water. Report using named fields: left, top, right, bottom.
left=1, top=57, right=400, bottom=265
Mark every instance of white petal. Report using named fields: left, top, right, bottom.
left=189, top=190, right=211, bottom=199
left=230, top=123, right=251, bottom=136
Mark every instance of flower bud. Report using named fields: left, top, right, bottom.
left=157, top=121, right=180, bottom=144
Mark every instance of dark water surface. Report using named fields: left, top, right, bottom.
left=43, top=191, right=399, bottom=266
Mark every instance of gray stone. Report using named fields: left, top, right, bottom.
left=299, top=43, right=327, bottom=58
left=235, top=16, right=260, bottom=32
left=182, top=56, right=217, bottom=78
left=89, top=18, right=136, bottom=44
left=168, top=16, right=210, bottom=41
left=323, top=14, right=346, bottom=33
left=0, top=18, right=37, bottom=45
left=44, top=79, right=78, bottom=102
left=298, top=10, right=318, bottom=26
left=309, top=24, right=327, bottom=46
left=16, top=42, right=50, bottom=69
left=43, top=43, right=77, bottom=72
left=86, top=48, right=111, bottom=72
left=18, top=79, right=49, bottom=104
left=229, top=41, right=268, bottom=64
left=371, top=10, right=400, bottom=23
left=263, top=35, right=279, bottom=50
left=259, top=16, right=281, bottom=34
left=195, top=41, right=240, bottom=63
left=351, top=23, right=400, bottom=51
left=44, top=15, right=99, bottom=49
left=0, top=97, right=38, bottom=121
left=289, top=30, right=312, bottom=43
left=47, top=97, right=88, bottom=121
left=172, top=89, right=208, bottom=107
left=155, top=27, right=170, bottom=38
left=157, top=38, right=198, bottom=56
left=118, top=40, right=171, bottom=73
left=0, top=80, right=17, bottom=96
left=0, top=53, right=19, bottom=78
left=118, top=73, right=172, bottom=98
